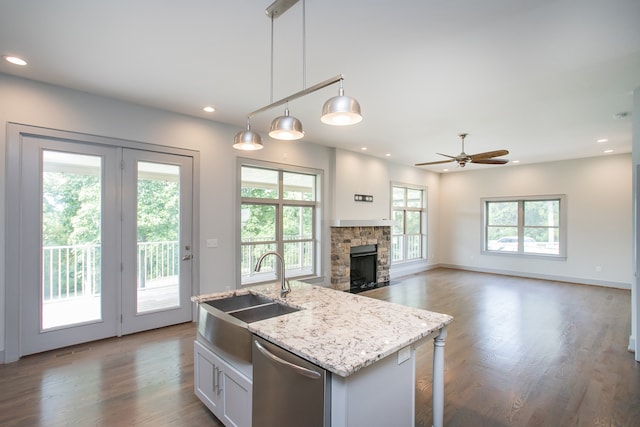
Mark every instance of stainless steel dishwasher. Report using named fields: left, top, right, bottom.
left=252, top=335, right=330, bottom=427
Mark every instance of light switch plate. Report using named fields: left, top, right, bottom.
left=206, top=239, right=218, bottom=248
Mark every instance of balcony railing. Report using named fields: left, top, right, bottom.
left=42, top=241, right=179, bottom=302
left=391, top=234, right=423, bottom=262
left=240, top=237, right=314, bottom=282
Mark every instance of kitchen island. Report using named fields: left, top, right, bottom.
left=193, top=281, right=453, bottom=427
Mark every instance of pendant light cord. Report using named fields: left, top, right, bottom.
left=270, top=15, right=274, bottom=103
left=302, top=0, right=306, bottom=90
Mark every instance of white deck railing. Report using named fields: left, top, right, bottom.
left=42, top=241, right=179, bottom=302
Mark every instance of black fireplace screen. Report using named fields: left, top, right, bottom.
left=350, top=244, right=377, bottom=292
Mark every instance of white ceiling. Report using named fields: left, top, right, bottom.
left=1, top=0, right=639, bottom=172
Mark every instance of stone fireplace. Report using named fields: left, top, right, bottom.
left=330, top=224, right=391, bottom=292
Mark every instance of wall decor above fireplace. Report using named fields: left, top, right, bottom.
left=354, top=194, right=373, bottom=202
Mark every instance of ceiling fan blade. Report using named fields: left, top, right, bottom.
left=436, top=152, right=457, bottom=160
left=469, top=149, right=509, bottom=160
left=471, top=158, right=509, bottom=165
left=415, top=159, right=455, bottom=166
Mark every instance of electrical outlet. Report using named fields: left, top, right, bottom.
left=397, top=346, right=411, bottom=364
left=206, top=239, right=218, bottom=248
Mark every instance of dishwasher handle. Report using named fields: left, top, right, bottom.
left=254, top=340, right=322, bottom=380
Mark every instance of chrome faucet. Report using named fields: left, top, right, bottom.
left=254, top=251, right=291, bottom=297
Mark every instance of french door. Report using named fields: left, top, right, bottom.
left=17, top=133, right=193, bottom=356
left=121, top=149, right=193, bottom=334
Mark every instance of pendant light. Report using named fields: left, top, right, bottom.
left=232, top=0, right=362, bottom=151
left=233, top=120, right=263, bottom=150
left=321, top=79, right=362, bottom=126
left=268, top=1, right=304, bottom=141
left=269, top=105, right=304, bottom=140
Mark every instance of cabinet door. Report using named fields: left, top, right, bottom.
left=194, top=340, right=252, bottom=427
left=218, top=358, right=252, bottom=427
left=194, top=341, right=221, bottom=414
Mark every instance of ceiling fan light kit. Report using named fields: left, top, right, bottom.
left=233, top=0, right=362, bottom=151
left=415, top=133, right=509, bottom=168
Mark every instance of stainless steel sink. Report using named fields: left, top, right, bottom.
left=229, top=301, right=299, bottom=323
left=204, top=293, right=274, bottom=312
left=197, top=293, right=300, bottom=363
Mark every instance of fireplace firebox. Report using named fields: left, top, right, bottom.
left=350, top=244, right=379, bottom=293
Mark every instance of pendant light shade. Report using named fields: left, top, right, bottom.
left=233, top=122, right=263, bottom=150
left=269, top=107, right=304, bottom=140
left=321, top=82, right=362, bottom=126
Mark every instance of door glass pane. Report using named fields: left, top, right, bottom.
left=42, top=150, right=102, bottom=330
left=136, top=162, right=180, bottom=313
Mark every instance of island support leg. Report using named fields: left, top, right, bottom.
left=432, top=326, right=448, bottom=427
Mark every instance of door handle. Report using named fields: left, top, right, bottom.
left=254, top=340, right=321, bottom=379
left=181, top=254, right=192, bottom=261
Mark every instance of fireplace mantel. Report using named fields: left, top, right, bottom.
left=331, top=219, right=394, bottom=227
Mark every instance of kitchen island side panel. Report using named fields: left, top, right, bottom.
left=331, top=346, right=416, bottom=427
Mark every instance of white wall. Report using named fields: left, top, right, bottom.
left=439, top=155, right=633, bottom=287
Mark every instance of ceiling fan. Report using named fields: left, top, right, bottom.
left=415, top=133, right=509, bottom=168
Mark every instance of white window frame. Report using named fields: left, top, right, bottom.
left=390, top=183, right=427, bottom=264
left=481, top=195, right=567, bottom=259
left=238, top=159, right=322, bottom=286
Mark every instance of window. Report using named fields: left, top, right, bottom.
left=240, top=164, right=319, bottom=285
left=391, top=185, right=427, bottom=263
left=483, top=196, right=565, bottom=257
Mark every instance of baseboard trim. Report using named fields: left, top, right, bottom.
left=390, top=261, right=438, bottom=279
left=433, top=264, right=631, bottom=290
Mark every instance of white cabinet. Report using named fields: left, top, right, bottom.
left=194, top=340, right=252, bottom=427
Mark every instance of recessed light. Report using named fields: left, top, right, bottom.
left=597, top=139, right=608, bottom=143
left=4, top=55, right=27, bottom=66
left=604, top=149, right=614, bottom=154
left=512, top=160, right=520, bottom=164
left=361, top=147, right=367, bottom=151
left=385, top=153, right=391, bottom=157
left=443, top=168, right=449, bottom=172
left=203, top=106, right=215, bottom=113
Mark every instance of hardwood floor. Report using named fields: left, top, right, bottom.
left=0, top=322, right=223, bottom=427
left=1, top=268, right=638, bottom=426
left=366, top=269, right=640, bottom=427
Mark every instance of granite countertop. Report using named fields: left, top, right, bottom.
left=193, top=282, right=454, bottom=377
